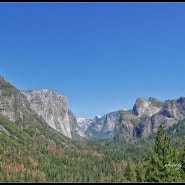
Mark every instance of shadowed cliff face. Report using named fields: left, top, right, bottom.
left=150, top=97, right=185, bottom=133
left=84, top=111, right=122, bottom=139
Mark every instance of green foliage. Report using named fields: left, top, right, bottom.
left=130, top=119, right=140, bottom=126
left=131, top=115, right=149, bottom=126
left=135, top=163, right=144, bottom=182
left=166, top=119, right=185, bottom=148
left=149, top=98, right=164, bottom=108
left=145, top=124, right=183, bottom=182
left=124, top=162, right=136, bottom=182
left=1, top=109, right=185, bottom=182
left=0, top=76, right=17, bottom=96
left=139, top=115, right=149, bottom=122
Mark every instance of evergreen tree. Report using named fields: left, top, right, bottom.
left=124, top=162, right=135, bottom=182
left=145, top=124, right=182, bottom=182
left=135, top=163, right=143, bottom=182
left=180, top=146, right=185, bottom=181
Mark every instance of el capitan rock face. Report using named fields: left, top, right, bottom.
left=22, top=89, right=85, bottom=139
left=21, top=89, right=73, bottom=138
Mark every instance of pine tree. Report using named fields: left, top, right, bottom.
left=135, top=163, right=143, bottom=182
left=124, top=162, right=135, bottom=182
left=145, top=124, right=182, bottom=182
left=180, top=146, right=185, bottom=181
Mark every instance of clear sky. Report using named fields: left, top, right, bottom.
left=1, top=2, right=185, bottom=118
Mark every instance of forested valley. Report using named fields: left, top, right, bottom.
left=1, top=112, right=185, bottom=182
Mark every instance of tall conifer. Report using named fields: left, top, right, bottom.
left=124, top=162, right=136, bottom=182
left=145, top=124, right=182, bottom=182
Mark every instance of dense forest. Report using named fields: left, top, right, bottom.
left=0, top=112, right=185, bottom=182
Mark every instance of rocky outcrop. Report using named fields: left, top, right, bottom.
left=68, top=110, right=87, bottom=138
left=132, top=98, right=161, bottom=117
left=68, top=109, right=77, bottom=131
left=21, top=89, right=85, bottom=139
left=114, top=111, right=139, bottom=141
left=77, top=118, right=93, bottom=132
left=21, top=89, right=72, bottom=138
left=84, top=111, right=122, bottom=139
left=151, top=97, right=185, bottom=133
left=114, top=97, right=185, bottom=141
left=0, top=76, right=47, bottom=129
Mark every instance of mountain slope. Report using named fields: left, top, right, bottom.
left=0, top=76, right=76, bottom=147
left=0, top=76, right=47, bottom=129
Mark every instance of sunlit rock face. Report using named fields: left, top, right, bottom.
left=132, top=98, right=161, bottom=117
left=22, top=89, right=72, bottom=138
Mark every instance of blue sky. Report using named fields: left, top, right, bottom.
left=1, top=2, right=185, bottom=118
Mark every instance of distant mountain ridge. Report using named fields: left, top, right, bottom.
left=77, top=97, right=185, bottom=142
left=1, top=75, right=185, bottom=142
left=82, top=110, right=123, bottom=139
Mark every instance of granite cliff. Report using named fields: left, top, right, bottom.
left=21, top=90, right=84, bottom=139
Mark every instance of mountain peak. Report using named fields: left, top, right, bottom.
left=94, top=115, right=101, bottom=121
left=132, top=97, right=161, bottom=117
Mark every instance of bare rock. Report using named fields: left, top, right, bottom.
left=21, top=89, right=72, bottom=138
